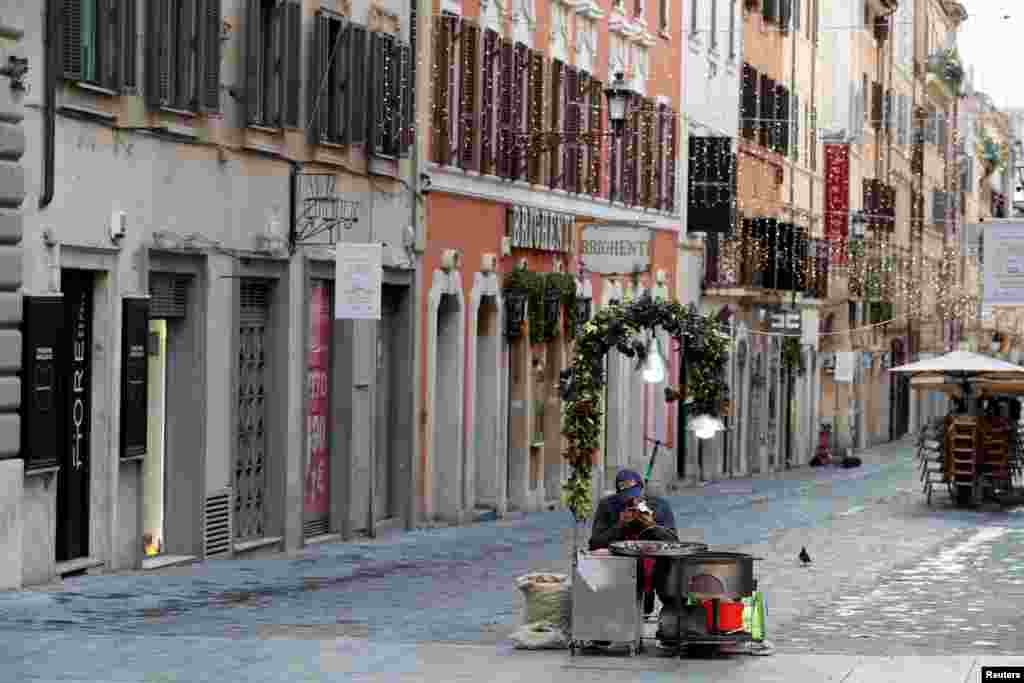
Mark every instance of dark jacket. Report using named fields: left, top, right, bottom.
left=588, top=493, right=677, bottom=551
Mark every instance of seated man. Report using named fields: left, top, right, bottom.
left=589, top=469, right=677, bottom=616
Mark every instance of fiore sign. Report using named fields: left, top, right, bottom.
left=506, top=206, right=575, bottom=253
left=580, top=224, right=653, bottom=274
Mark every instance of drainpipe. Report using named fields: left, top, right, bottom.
left=39, top=0, right=56, bottom=209
left=405, top=0, right=423, bottom=531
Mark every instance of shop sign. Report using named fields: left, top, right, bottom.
left=506, top=206, right=574, bottom=253
left=580, top=224, right=653, bottom=274
left=120, top=298, right=149, bottom=459
left=335, top=242, right=382, bottom=320
left=305, top=282, right=331, bottom=518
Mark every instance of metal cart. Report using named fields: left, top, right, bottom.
left=569, top=552, right=643, bottom=656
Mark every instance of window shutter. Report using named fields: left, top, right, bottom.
left=793, top=0, right=800, bottom=30
left=589, top=77, right=603, bottom=197
left=937, top=113, right=947, bottom=150
left=200, top=0, right=222, bottom=111
left=777, top=85, right=789, bottom=155
left=644, top=99, right=657, bottom=207
left=331, top=20, right=348, bottom=143
left=281, top=1, right=301, bottom=127
left=119, top=0, right=137, bottom=91
left=741, top=64, right=757, bottom=140
left=511, top=43, right=528, bottom=182
left=780, top=0, right=791, bottom=31
left=369, top=31, right=389, bottom=156
left=398, top=43, right=413, bottom=158
left=99, top=0, right=119, bottom=89
left=347, top=23, right=369, bottom=146
left=871, top=81, right=882, bottom=129
left=431, top=16, right=453, bottom=164
left=146, top=0, right=171, bottom=106
left=574, top=70, right=587, bottom=194
left=481, top=29, right=499, bottom=175
left=792, top=93, right=799, bottom=161
left=309, top=12, right=330, bottom=143
left=655, top=103, right=665, bottom=210
left=176, top=0, right=198, bottom=110
left=667, top=107, right=677, bottom=212
left=628, top=97, right=641, bottom=205
left=458, top=22, right=480, bottom=170
left=245, top=0, right=263, bottom=125
left=548, top=59, right=564, bottom=189
left=885, top=89, right=893, bottom=136
left=562, top=65, right=577, bottom=192
left=526, top=49, right=545, bottom=185
left=759, top=75, right=773, bottom=149
left=497, top=38, right=514, bottom=178
left=62, top=0, right=83, bottom=81
left=387, top=37, right=403, bottom=157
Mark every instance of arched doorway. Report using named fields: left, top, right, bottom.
left=749, top=352, right=764, bottom=474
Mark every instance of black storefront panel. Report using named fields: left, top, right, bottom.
left=120, top=297, right=149, bottom=459
left=20, top=296, right=65, bottom=470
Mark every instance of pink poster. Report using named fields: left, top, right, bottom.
left=304, top=282, right=331, bottom=517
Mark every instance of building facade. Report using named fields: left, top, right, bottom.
left=2, top=0, right=419, bottom=589
left=418, top=0, right=685, bottom=518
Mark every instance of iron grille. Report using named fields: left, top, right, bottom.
left=203, top=488, right=232, bottom=557
left=149, top=273, right=190, bottom=319
left=240, top=280, right=271, bottom=324
left=303, top=518, right=330, bottom=538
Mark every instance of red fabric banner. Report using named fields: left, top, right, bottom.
left=824, top=144, right=850, bottom=265
left=304, top=282, right=331, bottom=518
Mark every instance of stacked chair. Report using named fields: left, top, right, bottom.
left=918, top=419, right=948, bottom=505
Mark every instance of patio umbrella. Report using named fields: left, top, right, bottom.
left=890, top=351, right=1024, bottom=403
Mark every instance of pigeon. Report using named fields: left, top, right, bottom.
left=799, top=547, right=812, bottom=566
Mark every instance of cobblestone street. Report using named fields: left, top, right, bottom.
left=2, top=439, right=1023, bottom=681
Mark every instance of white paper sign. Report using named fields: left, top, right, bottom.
left=834, top=351, right=855, bottom=383
left=335, top=242, right=382, bottom=320
left=983, top=222, right=1024, bottom=306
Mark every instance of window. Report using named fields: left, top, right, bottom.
left=576, top=18, right=596, bottom=73
left=455, top=21, right=480, bottom=169
left=632, top=45, right=648, bottom=94
left=63, top=0, right=137, bottom=92
left=313, top=14, right=364, bottom=146
left=513, top=0, right=534, bottom=47
left=246, top=0, right=301, bottom=128
left=609, top=34, right=626, bottom=77
left=728, top=0, right=736, bottom=59
left=691, top=0, right=699, bottom=35
left=146, top=0, right=221, bottom=112
left=709, top=0, right=717, bottom=51
left=551, top=3, right=569, bottom=62
left=741, top=63, right=758, bottom=140
left=370, top=31, right=413, bottom=159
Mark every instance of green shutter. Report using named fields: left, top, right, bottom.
left=81, top=0, right=97, bottom=82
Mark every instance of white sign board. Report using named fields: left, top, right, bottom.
left=834, top=351, right=855, bottom=384
left=580, top=224, right=652, bottom=274
left=335, top=242, right=382, bottom=320
left=983, top=221, right=1024, bottom=305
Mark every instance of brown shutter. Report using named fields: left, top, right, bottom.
left=398, top=42, right=413, bottom=157
left=655, top=103, right=665, bottom=210
left=432, top=16, right=454, bottom=165
left=99, top=0, right=119, bottom=89
left=120, top=0, right=137, bottom=91
left=201, top=0, right=222, bottom=111
left=589, top=77, right=603, bottom=197
left=387, top=35, right=403, bottom=156
left=625, top=95, right=640, bottom=205
left=480, top=29, right=499, bottom=175
left=458, top=21, right=480, bottom=170
left=871, top=81, right=883, bottom=129
left=175, top=0, right=197, bottom=109
left=331, top=20, right=348, bottom=143
left=245, top=0, right=263, bottom=124
left=526, top=49, right=545, bottom=184
left=62, top=0, right=83, bottom=80
left=266, top=5, right=282, bottom=125
left=146, top=0, right=171, bottom=106
left=562, top=66, right=577, bottom=193
left=645, top=100, right=657, bottom=207
left=667, top=107, right=677, bottom=212
left=347, top=23, right=369, bottom=146
left=497, top=38, right=514, bottom=178
left=369, top=31, right=386, bottom=155
left=511, top=42, right=528, bottom=182
left=548, top=58, right=563, bottom=189
left=575, top=71, right=589, bottom=194
left=281, top=1, right=301, bottom=127
left=309, top=12, right=330, bottom=143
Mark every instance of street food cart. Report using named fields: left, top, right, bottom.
left=568, top=541, right=765, bottom=657
left=891, top=351, right=1024, bottom=506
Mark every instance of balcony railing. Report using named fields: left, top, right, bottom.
left=702, top=222, right=830, bottom=300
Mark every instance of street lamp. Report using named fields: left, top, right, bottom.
left=641, top=335, right=667, bottom=385
left=689, top=414, right=726, bottom=440
left=603, top=72, right=632, bottom=138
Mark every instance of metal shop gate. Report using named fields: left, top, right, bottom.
left=235, top=280, right=271, bottom=542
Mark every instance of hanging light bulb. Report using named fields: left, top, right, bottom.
left=641, top=336, right=666, bottom=384
left=689, top=414, right=726, bottom=441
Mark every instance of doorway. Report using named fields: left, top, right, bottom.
left=433, top=293, right=462, bottom=521
left=473, top=296, right=501, bottom=511
left=374, top=285, right=405, bottom=523
left=56, top=269, right=94, bottom=563
left=304, top=281, right=332, bottom=538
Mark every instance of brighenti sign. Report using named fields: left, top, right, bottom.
left=580, top=223, right=653, bottom=274
left=506, top=206, right=575, bottom=253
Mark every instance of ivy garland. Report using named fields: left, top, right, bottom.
left=560, top=295, right=729, bottom=520
left=502, top=266, right=579, bottom=344
left=781, top=336, right=806, bottom=376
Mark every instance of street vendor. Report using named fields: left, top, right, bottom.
left=589, top=469, right=677, bottom=615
